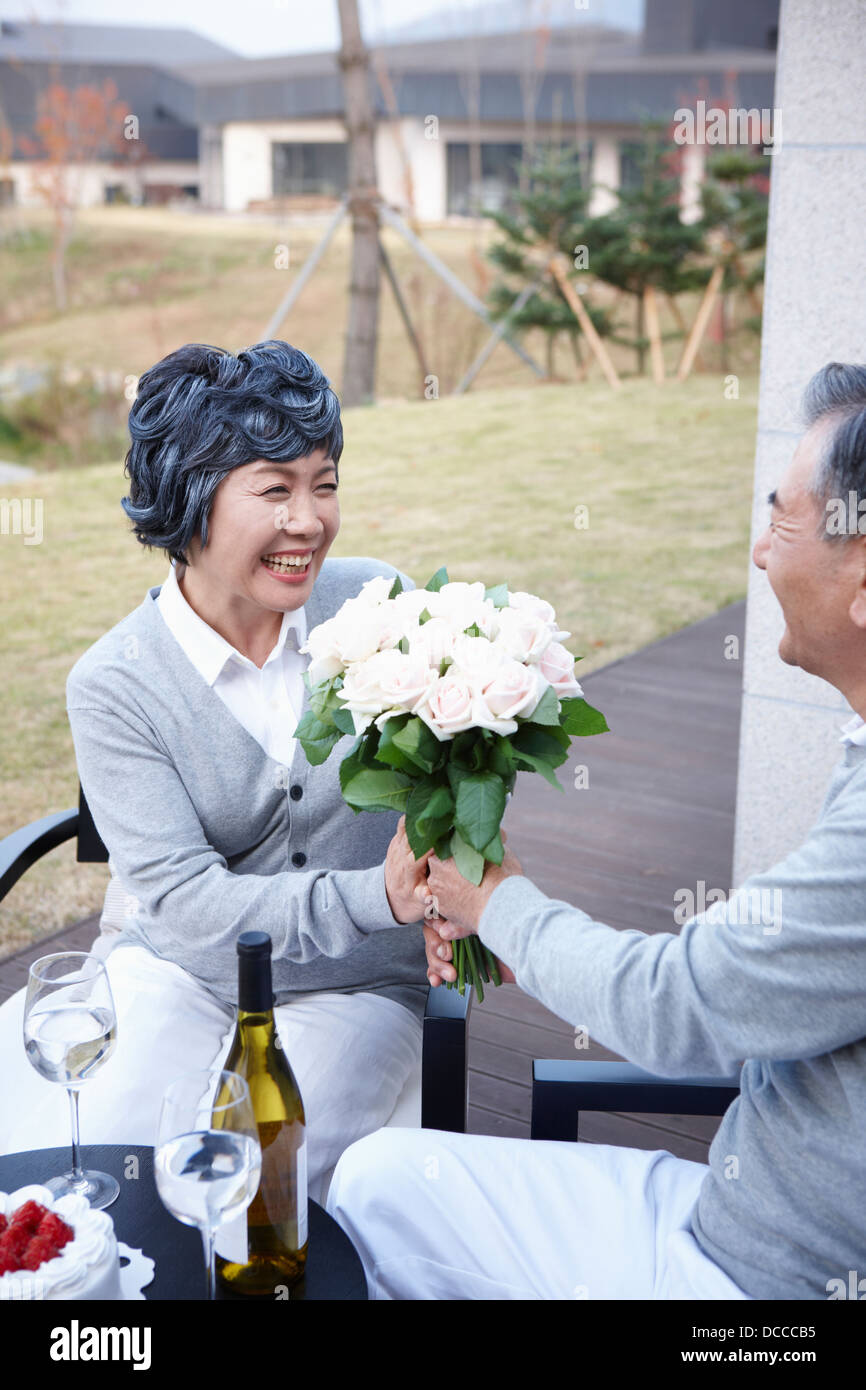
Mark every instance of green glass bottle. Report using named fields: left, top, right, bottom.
left=214, top=930, right=307, bottom=1296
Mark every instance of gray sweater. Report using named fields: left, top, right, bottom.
left=479, top=742, right=866, bottom=1300
left=66, top=556, right=429, bottom=1020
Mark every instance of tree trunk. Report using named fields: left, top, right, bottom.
left=337, top=0, right=380, bottom=407
left=635, top=292, right=646, bottom=376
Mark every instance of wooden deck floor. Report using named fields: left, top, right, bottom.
left=1, top=601, right=746, bottom=1160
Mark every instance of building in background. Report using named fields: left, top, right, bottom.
left=0, top=0, right=778, bottom=219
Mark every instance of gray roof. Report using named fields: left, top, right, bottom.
left=0, top=19, right=237, bottom=67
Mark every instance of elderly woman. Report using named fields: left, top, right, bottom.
left=0, top=340, right=431, bottom=1200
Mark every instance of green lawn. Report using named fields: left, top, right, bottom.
left=0, top=374, right=760, bottom=956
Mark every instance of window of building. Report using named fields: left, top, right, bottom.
left=271, top=143, right=348, bottom=199
left=446, top=140, right=589, bottom=216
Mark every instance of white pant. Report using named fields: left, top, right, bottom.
left=0, top=944, right=422, bottom=1205
left=326, top=1126, right=755, bottom=1300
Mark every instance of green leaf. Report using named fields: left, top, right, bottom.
left=482, top=827, right=505, bottom=865
left=450, top=827, right=485, bottom=886
left=405, top=781, right=455, bottom=858
left=512, top=724, right=569, bottom=766
left=342, top=766, right=413, bottom=813
left=296, top=709, right=343, bottom=766
left=488, top=734, right=517, bottom=778
left=523, top=683, right=560, bottom=726
left=510, top=749, right=565, bottom=791
left=454, top=772, right=506, bottom=854
left=424, top=566, right=449, bottom=593
left=398, top=635, right=410, bottom=655
left=418, top=608, right=433, bottom=625
left=391, top=716, right=443, bottom=775
left=338, top=736, right=368, bottom=800
left=332, top=705, right=358, bottom=736
left=375, top=713, right=426, bottom=774
left=484, top=582, right=509, bottom=609
left=446, top=761, right=473, bottom=794
left=559, top=697, right=610, bottom=736
left=388, top=575, right=404, bottom=599
left=463, top=622, right=482, bottom=638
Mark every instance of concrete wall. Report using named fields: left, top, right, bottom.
left=732, top=0, right=866, bottom=884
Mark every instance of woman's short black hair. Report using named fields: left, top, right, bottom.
left=121, top=339, right=343, bottom=565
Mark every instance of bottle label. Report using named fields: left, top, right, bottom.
left=215, top=1209, right=249, bottom=1264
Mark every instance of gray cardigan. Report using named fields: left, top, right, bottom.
left=66, top=556, right=429, bottom=1021
left=478, top=741, right=866, bottom=1299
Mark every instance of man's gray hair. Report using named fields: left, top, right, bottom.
left=802, top=362, right=866, bottom=540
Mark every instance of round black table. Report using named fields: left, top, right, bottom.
left=0, top=1145, right=367, bottom=1300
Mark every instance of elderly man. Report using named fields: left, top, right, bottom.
left=326, top=362, right=866, bottom=1301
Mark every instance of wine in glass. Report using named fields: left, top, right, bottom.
left=155, top=1068, right=261, bottom=1300
left=23, top=951, right=119, bottom=1209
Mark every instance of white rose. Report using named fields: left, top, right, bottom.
left=424, top=581, right=487, bottom=629
left=508, top=590, right=571, bottom=643
left=414, top=673, right=476, bottom=741
left=392, top=588, right=436, bottom=622
left=356, top=574, right=398, bottom=607
left=481, top=658, right=547, bottom=720
left=331, top=605, right=404, bottom=665
left=450, top=634, right=509, bottom=683
left=338, top=650, right=406, bottom=715
left=538, top=642, right=584, bottom=698
left=408, top=616, right=456, bottom=670
left=495, top=606, right=554, bottom=663
left=300, top=616, right=345, bottom=684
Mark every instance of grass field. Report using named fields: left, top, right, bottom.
left=0, top=206, right=761, bottom=454
left=0, top=372, right=760, bottom=956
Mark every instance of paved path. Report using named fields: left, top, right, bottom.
left=0, top=461, right=35, bottom=484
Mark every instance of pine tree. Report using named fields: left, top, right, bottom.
left=484, top=145, right=611, bottom=378
left=586, top=121, right=708, bottom=374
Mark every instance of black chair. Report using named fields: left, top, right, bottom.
left=530, top=1058, right=741, bottom=1141
left=0, top=788, right=472, bottom=1133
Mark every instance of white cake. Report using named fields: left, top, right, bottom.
left=0, top=1184, right=122, bottom=1301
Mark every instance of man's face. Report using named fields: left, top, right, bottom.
left=752, top=418, right=865, bottom=680
left=183, top=447, right=340, bottom=614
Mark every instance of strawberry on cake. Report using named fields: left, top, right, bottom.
left=0, top=1185, right=122, bottom=1300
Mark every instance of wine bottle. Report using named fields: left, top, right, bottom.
left=214, top=930, right=308, bottom=1296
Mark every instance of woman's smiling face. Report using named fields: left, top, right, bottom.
left=185, top=447, right=340, bottom=612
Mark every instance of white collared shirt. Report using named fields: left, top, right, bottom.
left=840, top=713, right=866, bottom=748
left=156, top=562, right=309, bottom=770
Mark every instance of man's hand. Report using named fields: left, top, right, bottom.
left=384, top=815, right=436, bottom=924
left=425, top=838, right=524, bottom=935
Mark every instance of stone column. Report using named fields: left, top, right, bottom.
left=732, top=0, right=866, bottom=884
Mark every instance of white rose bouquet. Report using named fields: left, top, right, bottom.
left=295, top=567, right=608, bottom=997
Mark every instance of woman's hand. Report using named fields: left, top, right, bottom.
left=384, top=815, right=436, bottom=924
left=423, top=915, right=516, bottom=987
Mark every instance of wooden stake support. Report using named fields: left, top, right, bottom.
left=378, top=238, right=429, bottom=384
left=548, top=254, right=621, bottom=389
left=643, top=284, right=665, bottom=384
left=676, top=263, right=724, bottom=383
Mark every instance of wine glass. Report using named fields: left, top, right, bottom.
left=155, top=1069, right=261, bottom=1301
left=23, top=951, right=120, bottom=1209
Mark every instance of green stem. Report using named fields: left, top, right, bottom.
left=465, top=937, right=484, bottom=1004
left=485, top=946, right=502, bottom=987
